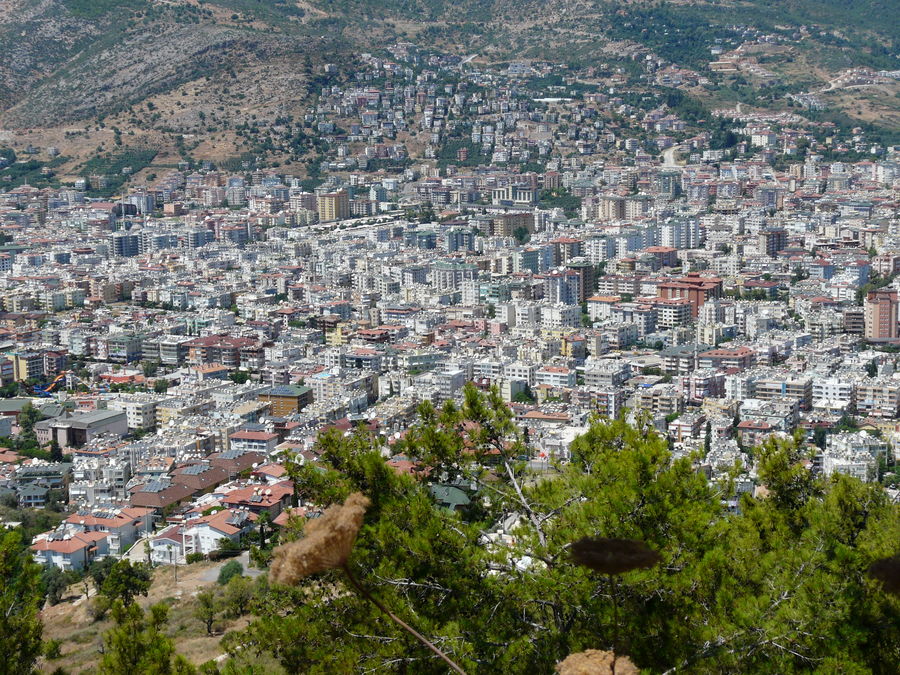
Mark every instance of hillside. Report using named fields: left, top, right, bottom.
left=0, top=0, right=896, bottom=177
left=1, top=1, right=896, bottom=125
left=39, top=557, right=277, bottom=673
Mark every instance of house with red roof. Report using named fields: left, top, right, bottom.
left=31, top=530, right=110, bottom=571
left=251, top=462, right=288, bottom=483
left=220, top=480, right=293, bottom=517
left=229, top=430, right=280, bottom=454
left=183, top=508, right=257, bottom=556
left=64, top=506, right=153, bottom=557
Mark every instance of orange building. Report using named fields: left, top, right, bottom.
left=258, top=385, right=313, bottom=417
left=864, top=289, right=899, bottom=342
left=658, top=273, right=723, bottom=317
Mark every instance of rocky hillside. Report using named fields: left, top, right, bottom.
left=0, top=0, right=895, bottom=132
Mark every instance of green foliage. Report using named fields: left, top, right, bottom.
left=836, top=415, right=862, bottom=433
left=217, top=559, right=244, bottom=586
left=511, top=385, right=535, bottom=404
left=43, top=638, right=62, bottom=660
left=512, top=226, right=530, bottom=245
left=0, top=505, right=64, bottom=544
left=99, top=601, right=196, bottom=674
left=88, top=595, right=112, bottom=623
left=214, top=0, right=306, bottom=24
left=0, top=530, right=43, bottom=675
left=185, top=552, right=206, bottom=564
left=88, top=556, right=118, bottom=592
left=436, top=135, right=484, bottom=169
left=194, top=590, right=220, bottom=635
left=538, top=188, right=581, bottom=217
left=63, top=0, right=149, bottom=20
left=49, top=438, right=63, bottom=463
left=100, top=560, right=152, bottom=606
left=41, top=564, right=72, bottom=606
left=228, top=371, right=250, bottom=385
left=249, top=545, right=272, bottom=569
left=0, top=154, right=68, bottom=189
left=142, top=360, right=160, bottom=378
left=225, top=385, right=900, bottom=673
left=857, top=272, right=897, bottom=305
left=18, top=402, right=44, bottom=440
left=79, top=148, right=158, bottom=197
left=223, top=575, right=255, bottom=618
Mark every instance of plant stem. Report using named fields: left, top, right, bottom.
left=610, top=573, right=619, bottom=674
left=342, top=564, right=467, bottom=675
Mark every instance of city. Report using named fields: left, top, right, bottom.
left=0, top=15, right=898, bottom=675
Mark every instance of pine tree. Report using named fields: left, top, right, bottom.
left=99, top=601, right=195, bottom=674
left=194, top=590, right=219, bottom=635
left=49, top=439, right=63, bottom=463
left=222, top=385, right=900, bottom=674
left=100, top=560, right=152, bottom=605
left=0, top=530, right=43, bottom=675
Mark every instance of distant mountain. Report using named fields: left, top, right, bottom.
left=0, top=0, right=360, bottom=127
left=0, top=0, right=895, bottom=129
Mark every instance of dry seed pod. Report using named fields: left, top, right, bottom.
left=271, top=492, right=370, bottom=585
left=868, top=554, right=900, bottom=596
left=570, top=537, right=661, bottom=575
left=556, top=649, right=639, bottom=675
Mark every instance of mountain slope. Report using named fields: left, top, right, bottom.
left=0, top=0, right=895, bottom=130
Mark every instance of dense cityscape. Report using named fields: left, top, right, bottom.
left=0, top=20, right=898, bottom=675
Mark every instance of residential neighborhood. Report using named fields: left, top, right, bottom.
left=0, top=41, right=897, bottom=579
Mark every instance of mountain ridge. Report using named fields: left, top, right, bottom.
left=1, top=0, right=896, bottom=128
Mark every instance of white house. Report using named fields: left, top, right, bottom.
left=182, top=508, right=257, bottom=557
left=64, top=506, right=154, bottom=558
left=31, top=531, right=110, bottom=571
left=149, top=524, right=186, bottom=565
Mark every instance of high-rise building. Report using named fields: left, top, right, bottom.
left=108, top=232, right=140, bottom=257
left=317, top=191, right=350, bottom=222
left=661, top=218, right=701, bottom=249
left=864, top=289, right=899, bottom=341
left=758, top=228, right=787, bottom=257
left=565, top=260, right=596, bottom=302
left=445, top=227, right=476, bottom=253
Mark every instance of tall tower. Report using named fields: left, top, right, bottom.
left=864, top=289, right=899, bottom=341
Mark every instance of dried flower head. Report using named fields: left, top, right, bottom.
left=270, top=492, right=370, bottom=585
left=570, top=537, right=661, bottom=575
left=868, top=554, right=900, bottom=596
left=556, top=650, right=639, bottom=675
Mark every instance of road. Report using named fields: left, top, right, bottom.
left=122, top=536, right=151, bottom=563
left=122, top=539, right=263, bottom=581
left=662, top=145, right=683, bottom=168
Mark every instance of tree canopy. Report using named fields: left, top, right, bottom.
left=221, top=385, right=900, bottom=673
left=101, top=560, right=152, bottom=605
left=0, top=530, right=43, bottom=675
left=99, top=601, right=195, bottom=675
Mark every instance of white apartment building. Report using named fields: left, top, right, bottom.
left=108, top=395, right=159, bottom=430
left=536, top=366, right=576, bottom=388
left=542, top=304, right=581, bottom=329
left=504, top=361, right=537, bottom=386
